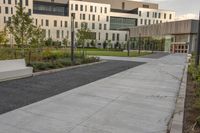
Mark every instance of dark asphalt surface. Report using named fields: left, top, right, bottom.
left=0, top=60, right=144, bottom=114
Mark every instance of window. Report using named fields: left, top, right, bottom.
left=140, top=19, right=143, bottom=25
left=85, top=5, right=87, bottom=11
left=11, top=7, right=13, bottom=14
left=4, top=17, right=6, bottom=23
left=92, top=23, right=95, bottom=29
left=144, top=19, right=147, bottom=25
left=100, top=7, right=102, bottom=13
left=8, top=0, right=11, bottom=4
left=75, top=4, right=78, bottom=11
left=80, top=14, right=82, bottom=20
left=106, top=16, right=109, bottom=22
left=149, top=20, right=151, bottom=25
left=5, top=7, right=9, bottom=14
left=75, top=22, right=78, bottom=28
left=98, top=15, right=100, bottom=21
left=48, top=30, right=51, bottom=38
left=60, top=21, right=63, bottom=27
left=35, top=19, right=38, bottom=25
left=56, top=30, right=60, bottom=38
left=90, top=6, right=93, bottom=12
left=83, top=14, right=85, bottom=20
left=147, top=12, right=149, bottom=17
left=54, top=20, right=57, bottom=27
left=158, top=13, right=161, bottom=18
left=122, top=2, right=125, bottom=10
left=104, top=7, right=107, bottom=13
left=155, top=12, right=157, bottom=18
left=3, top=0, right=5, bottom=4
left=65, top=21, right=68, bottom=27
left=71, top=4, right=73, bottom=10
left=143, top=4, right=149, bottom=8
left=106, top=33, right=108, bottom=40
left=25, top=0, right=28, bottom=6
left=164, top=13, right=166, bottom=19
left=169, top=14, right=172, bottom=19
left=41, top=19, right=43, bottom=26
left=139, top=11, right=141, bottom=17
left=62, top=30, right=64, bottom=38
left=46, top=20, right=49, bottom=26
left=95, top=6, right=97, bottom=12
left=112, top=33, right=115, bottom=41
left=98, top=32, right=101, bottom=40
left=0, top=6, right=1, bottom=14
left=117, top=34, right=120, bottom=41
left=104, top=24, right=107, bottom=30
left=99, top=24, right=102, bottom=30
left=80, top=5, right=83, bottom=11
left=89, top=14, right=91, bottom=20
left=92, top=15, right=95, bottom=21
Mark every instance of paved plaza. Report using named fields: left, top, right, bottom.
left=0, top=53, right=187, bottom=133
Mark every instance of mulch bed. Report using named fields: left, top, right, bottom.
left=183, top=74, right=200, bottom=133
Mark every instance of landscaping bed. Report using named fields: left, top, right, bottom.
left=184, top=57, right=200, bottom=133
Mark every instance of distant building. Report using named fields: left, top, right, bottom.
left=129, top=19, right=198, bottom=53
left=0, top=0, right=175, bottom=47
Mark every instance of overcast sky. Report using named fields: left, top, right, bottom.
left=131, top=0, right=199, bottom=20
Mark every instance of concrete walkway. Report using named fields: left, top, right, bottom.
left=0, top=54, right=187, bottom=133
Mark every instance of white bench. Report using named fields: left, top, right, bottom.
left=0, top=59, right=33, bottom=82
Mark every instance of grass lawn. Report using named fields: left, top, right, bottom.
left=82, top=49, right=151, bottom=57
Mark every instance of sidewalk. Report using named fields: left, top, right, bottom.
left=0, top=54, right=187, bottom=133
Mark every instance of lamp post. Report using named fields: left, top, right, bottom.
left=195, top=12, right=200, bottom=67
left=71, top=13, right=75, bottom=64
left=138, top=33, right=141, bottom=55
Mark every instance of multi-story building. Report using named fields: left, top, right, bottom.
left=0, top=0, right=175, bottom=47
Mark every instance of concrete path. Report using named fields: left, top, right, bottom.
left=0, top=54, right=187, bottom=133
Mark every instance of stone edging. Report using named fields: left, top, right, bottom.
left=169, top=64, right=188, bottom=133
left=33, top=60, right=106, bottom=76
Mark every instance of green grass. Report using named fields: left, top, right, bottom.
left=84, top=50, right=151, bottom=57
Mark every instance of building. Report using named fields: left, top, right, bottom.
left=129, top=19, right=198, bottom=54
left=0, top=0, right=175, bottom=47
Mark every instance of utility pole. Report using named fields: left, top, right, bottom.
left=71, top=13, right=75, bottom=64
left=138, top=33, right=141, bottom=55
left=195, top=12, right=200, bottom=67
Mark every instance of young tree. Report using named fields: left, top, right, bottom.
left=0, top=28, right=8, bottom=46
left=76, top=24, right=91, bottom=56
left=7, top=3, right=34, bottom=48
left=62, top=37, right=69, bottom=47
left=30, top=27, right=45, bottom=48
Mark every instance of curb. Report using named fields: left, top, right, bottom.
left=169, top=64, right=188, bottom=133
left=33, top=60, right=106, bottom=76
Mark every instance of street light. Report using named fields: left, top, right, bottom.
left=195, top=11, right=200, bottom=67
left=71, top=13, right=75, bottom=64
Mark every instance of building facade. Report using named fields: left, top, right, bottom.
left=0, top=0, right=175, bottom=47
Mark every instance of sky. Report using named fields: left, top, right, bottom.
left=131, top=0, right=199, bottom=20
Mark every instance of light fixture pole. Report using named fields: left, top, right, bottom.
left=138, top=33, right=141, bottom=55
left=71, top=13, right=75, bottom=64
left=195, top=11, right=200, bottom=67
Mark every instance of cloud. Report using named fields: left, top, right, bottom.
left=176, top=13, right=198, bottom=20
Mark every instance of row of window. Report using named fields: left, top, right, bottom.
left=71, top=4, right=108, bottom=14
left=0, top=6, right=32, bottom=15
left=139, top=11, right=172, bottom=20
left=104, top=33, right=128, bottom=41
left=140, top=19, right=164, bottom=25
left=34, top=19, right=68, bottom=28
left=3, top=0, right=29, bottom=6
left=79, top=13, right=109, bottom=22
left=75, top=22, right=108, bottom=30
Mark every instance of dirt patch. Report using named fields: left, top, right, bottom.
left=183, top=74, right=200, bottom=133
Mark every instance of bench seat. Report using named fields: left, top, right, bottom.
left=0, top=59, right=33, bottom=82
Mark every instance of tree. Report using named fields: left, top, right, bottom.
left=0, top=28, right=8, bottom=46
left=30, top=27, right=45, bottom=48
left=62, top=37, right=69, bottom=47
left=7, top=3, right=35, bottom=48
left=76, top=24, right=91, bottom=56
